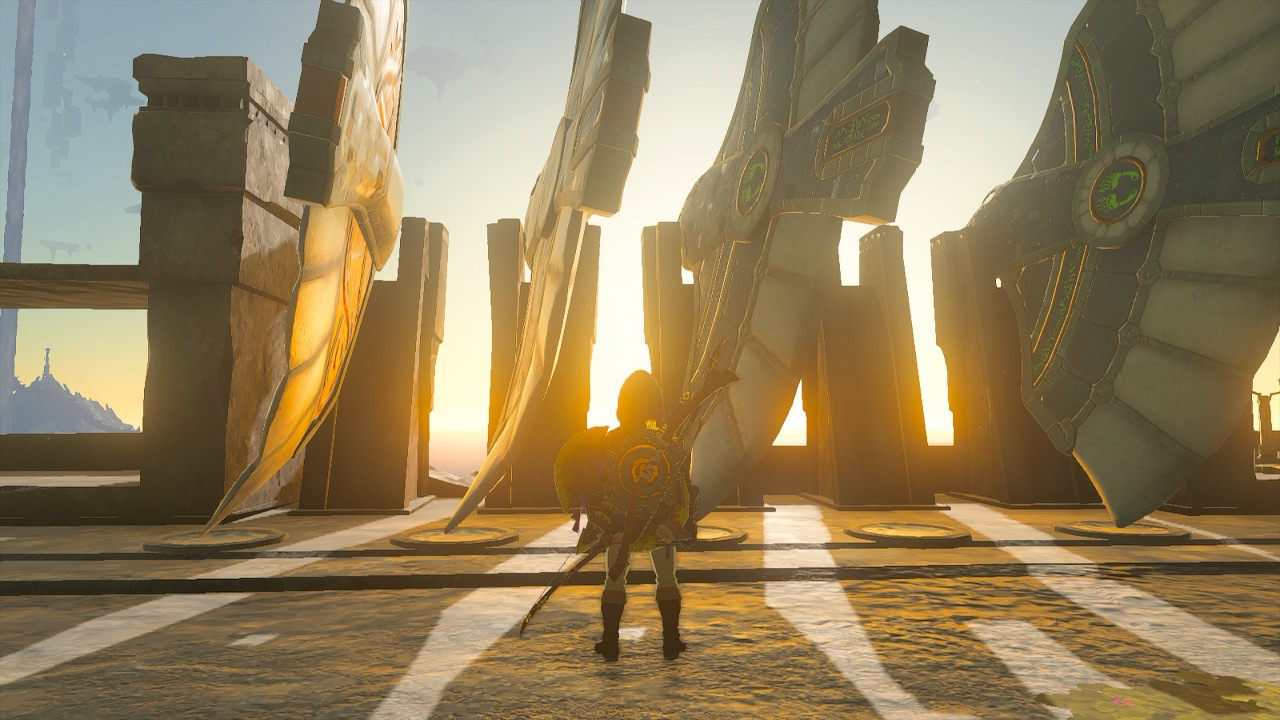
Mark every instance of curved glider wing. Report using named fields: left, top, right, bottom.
left=963, top=0, right=1280, bottom=525
left=446, top=0, right=651, bottom=531
left=204, top=0, right=408, bottom=532
left=676, top=0, right=935, bottom=515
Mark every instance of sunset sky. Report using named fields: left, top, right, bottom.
left=1, top=0, right=1276, bottom=474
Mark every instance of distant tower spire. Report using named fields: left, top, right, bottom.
left=43, top=347, right=50, bottom=379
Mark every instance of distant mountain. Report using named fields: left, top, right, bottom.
left=9, top=350, right=137, bottom=433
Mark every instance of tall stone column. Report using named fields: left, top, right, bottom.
left=930, top=230, right=1094, bottom=507
left=484, top=219, right=600, bottom=509
left=300, top=218, right=435, bottom=511
left=131, top=55, right=305, bottom=519
left=484, top=219, right=523, bottom=507
left=416, top=223, right=449, bottom=496
left=808, top=226, right=937, bottom=508
left=640, top=222, right=694, bottom=418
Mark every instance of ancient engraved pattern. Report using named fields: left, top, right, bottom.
left=676, top=0, right=934, bottom=514
left=966, top=0, right=1280, bottom=526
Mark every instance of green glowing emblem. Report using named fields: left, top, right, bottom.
left=825, top=101, right=889, bottom=160
left=1259, top=128, right=1280, bottom=168
left=736, top=149, right=768, bottom=215
left=1089, top=157, right=1144, bottom=223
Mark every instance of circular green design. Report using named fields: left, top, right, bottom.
left=736, top=148, right=768, bottom=216
left=391, top=526, right=518, bottom=550
left=1071, top=135, right=1168, bottom=247
left=143, top=527, right=286, bottom=553
left=1055, top=520, right=1188, bottom=540
left=1089, top=157, right=1145, bottom=223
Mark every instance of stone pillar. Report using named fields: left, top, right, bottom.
left=811, top=284, right=911, bottom=506
left=1164, top=405, right=1279, bottom=514
left=507, top=226, right=600, bottom=507
left=417, top=223, right=448, bottom=497
left=484, top=219, right=523, bottom=507
left=299, top=217, right=434, bottom=510
left=1263, top=394, right=1280, bottom=461
left=132, top=55, right=304, bottom=519
left=858, top=226, right=928, bottom=469
left=642, top=221, right=777, bottom=506
left=640, top=222, right=693, bottom=417
left=807, top=226, right=937, bottom=509
left=930, top=230, right=1097, bottom=507
left=485, top=220, right=600, bottom=508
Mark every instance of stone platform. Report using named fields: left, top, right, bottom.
left=2, top=495, right=1275, bottom=595
left=2, top=494, right=1278, bottom=720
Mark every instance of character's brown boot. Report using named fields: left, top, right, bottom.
left=656, top=587, right=686, bottom=660
left=594, top=591, right=626, bottom=662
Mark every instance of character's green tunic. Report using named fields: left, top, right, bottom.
left=554, top=423, right=691, bottom=554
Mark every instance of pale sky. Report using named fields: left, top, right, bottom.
left=2, top=0, right=1276, bottom=473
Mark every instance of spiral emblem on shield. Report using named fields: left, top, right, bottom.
left=615, top=444, right=672, bottom=499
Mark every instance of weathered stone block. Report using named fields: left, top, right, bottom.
left=139, top=193, right=300, bottom=302
left=141, top=282, right=299, bottom=518
left=141, top=283, right=234, bottom=514
left=134, top=54, right=293, bottom=120
left=132, top=55, right=300, bottom=212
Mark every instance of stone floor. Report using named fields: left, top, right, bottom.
left=1, top=495, right=1277, bottom=719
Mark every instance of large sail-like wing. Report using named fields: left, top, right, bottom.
left=203, top=0, right=408, bottom=532
left=445, top=0, right=651, bottom=531
left=963, top=0, right=1280, bottom=525
left=676, top=0, right=935, bottom=515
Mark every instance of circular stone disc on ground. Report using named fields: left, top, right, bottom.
left=694, top=525, right=747, bottom=546
left=143, top=527, right=286, bottom=553
left=845, top=522, right=971, bottom=547
left=1055, top=520, right=1189, bottom=541
left=391, top=526, right=518, bottom=550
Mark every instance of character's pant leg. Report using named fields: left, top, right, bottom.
left=602, top=544, right=629, bottom=602
left=650, top=546, right=679, bottom=601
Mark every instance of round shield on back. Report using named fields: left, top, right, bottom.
left=614, top=440, right=672, bottom=500
left=600, top=426, right=684, bottom=520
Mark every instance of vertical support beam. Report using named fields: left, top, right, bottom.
left=485, top=219, right=522, bottom=508
left=641, top=225, right=661, bottom=380
left=304, top=217, right=431, bottom=510
left=132, top=55, right=304, bottom=519
left=1261, top=393, right=1279, bottom=460
left=417, top=223, right=449, bottom=497
left=1164, top=405, right=1278, bottom=514
left=508, top=225, right=600, bottom=507
left=930, top=231, right=970, bottom=491
left=929, top=230, right=1094, bottom=507
left=813, top=284, right=914, bottom=506
left=650, top=222, right=693, bottom=417
left=487, top=220, right=523, bottom=447
left=858, top=226, right=927, bottom=470
left=298, top=408, right=337, bottom=510
left=808, top=225, right=938, bottom=508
